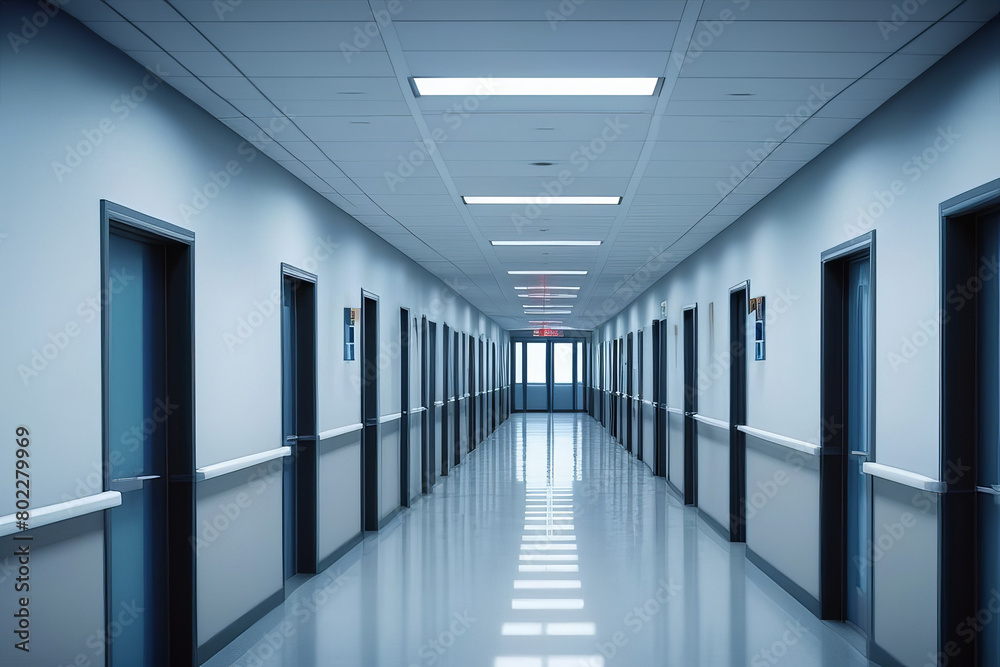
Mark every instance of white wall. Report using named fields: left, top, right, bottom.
left=593, top=18, right=1000, bottom=666
left=0, top=3, right=507, bottom=663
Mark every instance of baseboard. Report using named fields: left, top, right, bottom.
left=697, top=507, right=730, bottom=541
left=666, top=479, right=684, bottom=502
left=746, top=546, right=822, bottom=618
left=317, top=531, right=363, bottom=573
left=378, top=506, right=405, bottom=530
left=869, top=640, right=906, bottom=667
left=197, top=588, right=283, bottom=665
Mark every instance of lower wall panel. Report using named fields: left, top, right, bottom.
left=668, top=412, right=685, bottom=494
left=318, top=435, right=362, bottom=560
left=642, top=404, right=655, bottom=473
left=697, top=424, right=730, bottom=533
left=0, top=514, right=104, bottom=666
left=745, top=436, right=820, bottom=601
left=433, top=407, right=443, bottom=478
left=872, top=479, right=939, bottom=666
left=409, top=416, right=422, bottom=503
left=460, top=400, right=469, bottom=458
left=380, top=421, right=400, bottom=519
left=196, top=461, right=283, bottom=645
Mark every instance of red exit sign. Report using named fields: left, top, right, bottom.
left=533, top=328, right=562, bottom=337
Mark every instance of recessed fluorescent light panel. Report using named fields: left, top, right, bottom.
left=515, top=286, right=580, bottom=290
left=413, top=77, right=659, bottom=96
left=465, top=196, right=620, bottom=205
left=491, top=240, right=602, bottom=246
left=508, top=270, right=588, bottom=275
left=518, top=294, right=577, bottom=299
left=525, top=311, right=572, bottom=315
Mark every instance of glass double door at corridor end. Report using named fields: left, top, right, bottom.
left=513, top=339, right=586, bottom=412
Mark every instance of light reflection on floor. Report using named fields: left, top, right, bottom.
left=204, top=414, right=873, bottom=667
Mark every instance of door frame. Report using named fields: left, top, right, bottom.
left=361, top=290, right=380, bottom=531
left=939, top=178, right=1000, bottom=665
left=454, top=331, right=461, bottom=466
left=729, top=281, right=749, bottom=542
left=100, top=200, right=196, bottom=665
left=655, top=318, right=668, bottom=478
left=682, top=304, right=698, bottom=506
left=400, top=307, right=411, bottom=507
left=468, top=335, right=476, bottom=448
left=819, top=231, right=876, bottom=640
left=280, top=263, right=319, bottom=578
left=637, top=330, right=644, bottom=461
left=626, top=332, right=634, bottom=453
left=441, top=323, right=451, bottom=475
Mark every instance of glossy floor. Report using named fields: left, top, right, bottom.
left=205, top=413, right=873, bottom=667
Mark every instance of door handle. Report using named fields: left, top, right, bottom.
left=110, top=475, right=160, bottom=493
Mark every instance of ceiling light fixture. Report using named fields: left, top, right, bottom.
left=491, top=240, right=601, bottom=246
left=514, top=286, right=580, bottom=290
left=465, top=196, right=620, bottom=205
left=413, top=77, right=659, bottom=96
left=508, top=270, right=588, bottom=275
left=518, top=294, right=577, bottom=299
left=525, top=310, right=573, bottom=315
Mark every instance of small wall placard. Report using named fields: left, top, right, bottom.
left=749, top=296, right=765, bottom=361
left=344, top=307, right=359, bottom=361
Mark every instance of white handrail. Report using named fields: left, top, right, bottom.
left=196, top=446, right=291, bottom=481
left=318, top=423, right=363, bottom=440
left=380, top=412, right=402, bottom=424
left=693, top=414, right=729, bottom=430
left=863, top=462, right=946, bottom=493
left=0, top=491, right=122, bottom=537
left=738, top=425, right=820, bottom=456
